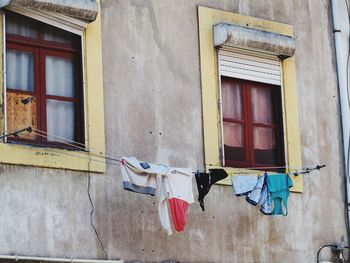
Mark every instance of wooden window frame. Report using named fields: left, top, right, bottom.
left=221, top=76, right=285, bottom=169
left=5, top=11, right=85, bottom=149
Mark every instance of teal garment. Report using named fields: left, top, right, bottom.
left=267, top=174, right=293, bottom=216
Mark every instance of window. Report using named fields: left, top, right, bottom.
left=0, top=4, right=105, bottom=172
left=5, top=12, right=84, bottom=148
left=221, top=77, right=285, bottom=168
left=198, top=6, right=303, bottom=191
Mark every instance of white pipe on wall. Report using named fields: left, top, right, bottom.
left=331, top=0, right=350, bottom=231
left=0, top=255, right=123, bottom=263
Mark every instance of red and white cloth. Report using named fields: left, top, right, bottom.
left=120, top=157, right=194, bottom=235
left=159, top=168, right=194, bottom=235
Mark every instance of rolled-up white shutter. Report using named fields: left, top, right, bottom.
left=218, top=48, right=282, bottom=85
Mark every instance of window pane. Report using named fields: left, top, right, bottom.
left=43, top=24, right=74, bottom=45
left=251, top=86, right=275, bottom=124
left=6, top=92, right=37, bottom=140
left=223, top=122, right=245, bottom=162
left=47, top=100, right=75, bottom=141
left=46, top=56, right=75, bottom=97
left=6, top=13, right=38, bottom=38
left=253, top=127, right=278, bottom=164
left=221, top=78, right=243, bottom=120
left=7, top=49, right=35, bottom=92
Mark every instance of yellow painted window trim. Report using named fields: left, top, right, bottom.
left=0, top=0, right=105, bottom=173
left=198, top=6, right=302, bottom=192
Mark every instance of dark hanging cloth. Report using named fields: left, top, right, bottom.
left=195, top=169, right=228, bottom=211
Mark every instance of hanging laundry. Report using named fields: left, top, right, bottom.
left=231, top=173, right=273, bottom=215
left=168, top=198, right=189, bottom=232
left=159, top=168, right=194, bottom=235
left=195, top=169, right=228, bottom=211
left=258, top=174, right=273, bottom=215
left=120, top=156, right=168, bottom=196
left=247, top=175, right=265, bottom=205
left=120, top=157, right=194, bottom=235
left=231, top=175, right=259, bottom=196
left=267, top=173, right=293, bottom=216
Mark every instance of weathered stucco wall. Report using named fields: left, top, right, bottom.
left=0, top=0, right=346, bottom=262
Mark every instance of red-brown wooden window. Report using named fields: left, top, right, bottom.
left=5, top=12, right=84, bottom=148
left=221, top=76, right=285, bottom=168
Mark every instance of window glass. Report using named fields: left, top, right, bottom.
left=43, top=24, right=74, bottom=45
left=253, top=127, right=278, bottom=164
left=6, top=92, right=37, bottom=140
left=6, top=12, right=84, bottom=147
left=221, top=77, right=283, bottom=167
left=6, top=49, right=35, bottom=91
left=222, top=79, right=242, bottom=120
left=47, top=100, right=75, bottom=141
left=6, top=13, right=38, bottom=38
left=223, top=122, right=245, bottom=162
left=46, top=56, right=75, bottom=97
left=251, top=86, right=275, bottom=124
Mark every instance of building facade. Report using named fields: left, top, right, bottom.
left=0, top=0, right=348, bottom=262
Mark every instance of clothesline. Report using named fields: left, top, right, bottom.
left=1, top=127, right=326, bottom=176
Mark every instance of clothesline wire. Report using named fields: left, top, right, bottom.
left=32, top=128, right=121, bottom=162
left=17, top=133, right=121, bottom=167
left=30, top=130, right=122, bottom=163
left=4, top=127, right=325, bottom=175
left=31, top=128, right=324, bottom=173
left=28, top=130, right=324, bottom=174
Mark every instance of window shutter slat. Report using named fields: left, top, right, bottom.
left=218, top=49, right=281, bottom=85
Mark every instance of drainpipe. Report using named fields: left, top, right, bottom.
left=331, top=0, right=350, bottom=244
left=0, top=255, right=123, bottom=263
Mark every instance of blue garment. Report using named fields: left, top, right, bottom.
left=247, top=175, right=264, bottom=205
left=258, top=174, right=272, bottom=215
left=231, top=173, right=272, bottom=215
left=267, top=174, right=293, bottom=216
left=231, top=175, right=258, bottom=196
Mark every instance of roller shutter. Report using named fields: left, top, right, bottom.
left=218, top=48, right=282, bottom=85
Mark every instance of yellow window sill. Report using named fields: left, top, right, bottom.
left=0, top=142, right=105, bottom=172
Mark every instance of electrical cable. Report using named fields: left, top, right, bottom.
left=19, top=134, right=110, bottom=259
left=87, top=158, right=108, bottom=260
left=317, top=245, right=335, bottom=263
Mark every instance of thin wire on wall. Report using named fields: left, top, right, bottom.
left=2, top=127, right=325, bottom=176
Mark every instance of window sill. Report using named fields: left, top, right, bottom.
left=0, top=142, right=105, bottom=173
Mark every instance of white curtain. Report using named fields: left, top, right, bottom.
left=45, top=55, right=76, bottom=141
left=222, top=78, right=243, bottom=148
left=251, top=86, right=274, bottom=124
left=47, top=99, right=75, bottom=141
left=46, top=55, right=75, bottom=97
left=6, top=49, right=34, bottom=91
left=251, top=87, right=276, bottom=150
left=222, top=79, right=242, bottom=120
left=6, top=14, right=37, bottom=38
left=253, top=127, right=275, bottom=150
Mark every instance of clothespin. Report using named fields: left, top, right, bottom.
left=316, top=164, right=326, bottom=170
left=195, top=169, right=200, bottom=177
